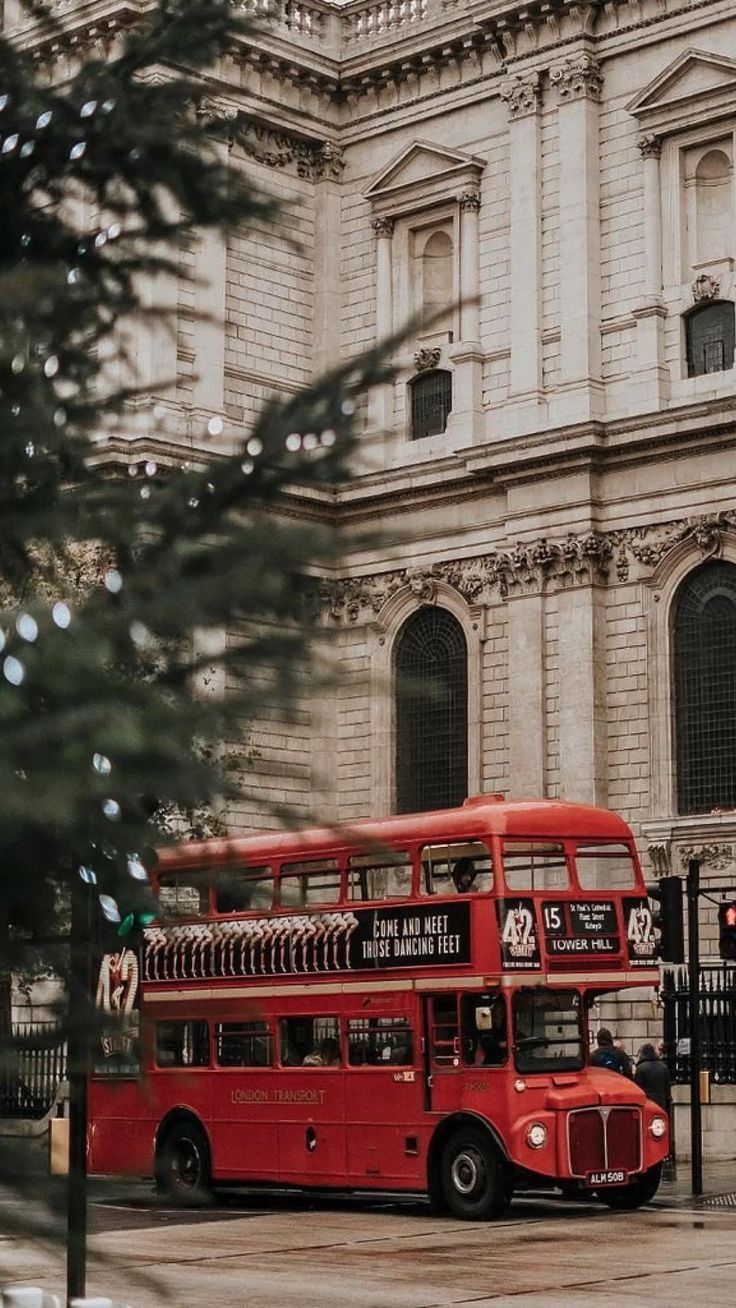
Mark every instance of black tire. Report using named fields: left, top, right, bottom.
left=155, top=1120, right=212, bottom=1205
left=440, top=1128, right=510, bottom=1220
left=601, top=1162, right=662, bottom=1211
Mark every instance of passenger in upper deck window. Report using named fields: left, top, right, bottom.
left=452, top=858, right=477, bottom=893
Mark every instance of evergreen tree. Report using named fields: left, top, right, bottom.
left=0, top=0, right=393, bottom=1268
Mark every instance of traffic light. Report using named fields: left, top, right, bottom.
left=718, top=902, right=736, bottom=961
left=646, top=875, right=684, bottom=964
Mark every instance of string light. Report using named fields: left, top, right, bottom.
left=16, top=614, right=38, bottom=642
left=129, top=621, right=152, bottom=648
left=80, top=101, right=97, bottom=118
left=303, top=433, right=318, bottom=451
left=207, top=416, right=223, bottom=436
left=102, top=798, right=122, bottom=821
left=341, top=398, right=355, bottom=416
left=35, top=111, right=52, bottom=129
left=321, top=429, right=337, bottom=447
left=52, top=602, right=71, bottom=628
left=246, top=437, right=263, bottom=457
left=104, top=569, right=123, bottom=593
left=127, top=854, right=148, bottom=881
left=240, top=460, right=254, bottom=475
left=19, top=142, right=34, bottom=159
left=144, top=460, right=157, bottom=477
left=92, top=753, right=112, bottom=775
left=285, top=433, right=301, bottom=452
left=2, top=135, right=19, bottom=154
left=99, top=894, right=121, bottom=922
left=44, top=356, right=59, bottom=378
left=69, top=142, right=86, bottom=161
left=78, top=866, right=97, bottom=885
left=3, top=656, right=24, bottom=685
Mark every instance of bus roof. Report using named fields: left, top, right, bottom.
left=156, top=797, right=635, bottom=870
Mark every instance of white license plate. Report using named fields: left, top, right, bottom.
left=586, top=1169, right=629, bottom=1187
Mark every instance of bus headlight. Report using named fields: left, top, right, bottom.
left=649, top=1116, right=667, bottom=1139
left=526, top=1122, right=548, bottom=1149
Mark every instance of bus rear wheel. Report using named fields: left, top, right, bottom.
left=440, top=1128, right=509, bottom=1221
left=155, top=1120, right=212, bottom=1206
left=601, top=1162, right=662, bottom=1211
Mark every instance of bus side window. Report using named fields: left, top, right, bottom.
left=420, top=842, right=493, bottom=896
left=280, top=859, right=341, bottom=908
left=214, top=866, right=274, bottom=913
left=280, top=1016, right=340, bottom=1067
left=461, top=994, right=508, bottom=1067
left=502, top=842, right=569, bottom=891
left=347, top=1017, right=413, bottom=1066
left=347, top=851, right=412, bottom=901
left=158, top=871, right=210, bottom=919
left=155, top=1020, right=209, bottom=1068
left=216, top=1021, right=272, bottom=1067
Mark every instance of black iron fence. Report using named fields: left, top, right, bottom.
left=661, top=964, right=736, bottom=1084
left=0, top=1022, right=67, bottom=1119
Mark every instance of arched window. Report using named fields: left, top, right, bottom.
left=674, top=561, right=736, bottom=814
left=685, top=301, right=735, bottom=377
left=395, top=607, right=468, bottom=814
left=421, top=230, right=453, bottom=334
left=695, top=149, right=732, bottom=263
left=409, top=369, right=452, bottom=440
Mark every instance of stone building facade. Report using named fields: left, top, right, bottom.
left=10, top=0, right=736, bottom=1115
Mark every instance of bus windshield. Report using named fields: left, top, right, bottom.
left=512, top=988, right=584, bottom=1073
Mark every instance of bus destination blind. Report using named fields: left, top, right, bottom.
left=541, top=900, right=620, bottom=957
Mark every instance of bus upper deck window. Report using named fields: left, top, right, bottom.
left=575, top=844, right=637, bottom=890
left=215, top=866, right=273, bottom=914
left=348, top=850, right=412, bottom=901
left=503, top=842, right=568, bottom=891
left=421, top=841, right=493, bottom=896
left=280, top=858, right=341, bottom=908
left=158, top=871, right=210, bottom=919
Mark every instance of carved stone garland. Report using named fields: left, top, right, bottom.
left=326, top=511, right=736, bottom=624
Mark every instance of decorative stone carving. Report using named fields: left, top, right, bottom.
left=413, top=347, right=441, bottom=373
left=647, top=842, right=672, bottom=877
left=549, top=54, right=603, bottom=103
left=679, top=844, right=736, bottom=871
left=499, top=73, right=542, bottom=120
left=371, top=215, right=395, bottom=239
left=638, top=133, right=662, bottom=159
left=458, top=189, right=481, bottom=212
left=195, top=96, right=239, bottom=127
left=323, top=512, right=736, bottom=623
left=236, top=123, right=344, bottom=181
left=692, top=273, right=721, bottom=304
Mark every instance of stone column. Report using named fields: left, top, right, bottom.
left=507, top=592, right=546, bottom=797
left=448, top=189, right=484, bottom=441
left=549, top=53, right=604, bottom=423
left=500, top=73, right=543, bottom=416
left=632, top=133, right=669, bottom=409
left=557, top=580, right=608, bottom=805
left=369, top=216, right=395, bottom=431
left=191, top=125, right=231, bottom=441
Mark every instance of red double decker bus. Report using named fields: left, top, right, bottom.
left=88, top=796, right=669, bottom=1219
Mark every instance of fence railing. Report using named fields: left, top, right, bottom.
left=0, top=1022, right=67, bottom=1119
left=661, top=964, right=736, bottom=1084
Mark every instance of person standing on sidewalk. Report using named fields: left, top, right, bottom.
left=635, top=1042, right=672, bottom=1113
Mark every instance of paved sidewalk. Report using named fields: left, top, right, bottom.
left=655, top=1157, right=736, bottom=1205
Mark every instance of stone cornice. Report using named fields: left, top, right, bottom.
left=324, top=510, right=736, bottom=622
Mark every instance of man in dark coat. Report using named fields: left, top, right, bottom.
left=634, top=1042, right=672, bottom=1113
left=590, top=1027, right=633, bottom=1076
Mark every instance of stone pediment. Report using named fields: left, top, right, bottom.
left=365, top=141, right=484, bottom=217
left=627, top=49, right=736, bottom=133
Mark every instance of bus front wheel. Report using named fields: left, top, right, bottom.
left=440, top=1128, right=510, bottom=1221
left=155, top=1120, right=212, bottom=1206
left=600, top=1162, right=662, bottom=1211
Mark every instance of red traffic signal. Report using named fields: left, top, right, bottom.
left=718, top=901, right=736, bottom=961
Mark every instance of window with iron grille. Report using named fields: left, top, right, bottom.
left=395, top=607, right=468, bottom=813
left=685, top=301, right=735, bottom=377
left=409, top=369, right=452, bottom=440
left=675, top=562, right=736, bottom=814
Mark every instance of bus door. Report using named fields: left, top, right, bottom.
left=344, top=1013, right=424, bottom=1185
left=423, top=994, right=463, bottom=1114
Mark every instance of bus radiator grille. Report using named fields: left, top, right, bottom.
left=568, top=1107, right=641, bottom=1177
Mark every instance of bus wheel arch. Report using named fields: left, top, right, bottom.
left=154, top=1109, right=213, bottom=1205
left=427, top=1113, right=511, bottom=1220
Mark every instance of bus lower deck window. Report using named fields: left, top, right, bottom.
left=216, top=1021, right=272, bottom=1067
left=347, top=1017, right=413, bottom=1066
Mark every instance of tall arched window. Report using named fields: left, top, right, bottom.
left=695, top=149, right=732, bottom=263
left=674, top=561, right=736, bottom=814
left=421, top=229, right=453, bottom=334
left=685, top=301, right=735, bottom=377
left=395, top=607, right=468, bottom=813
